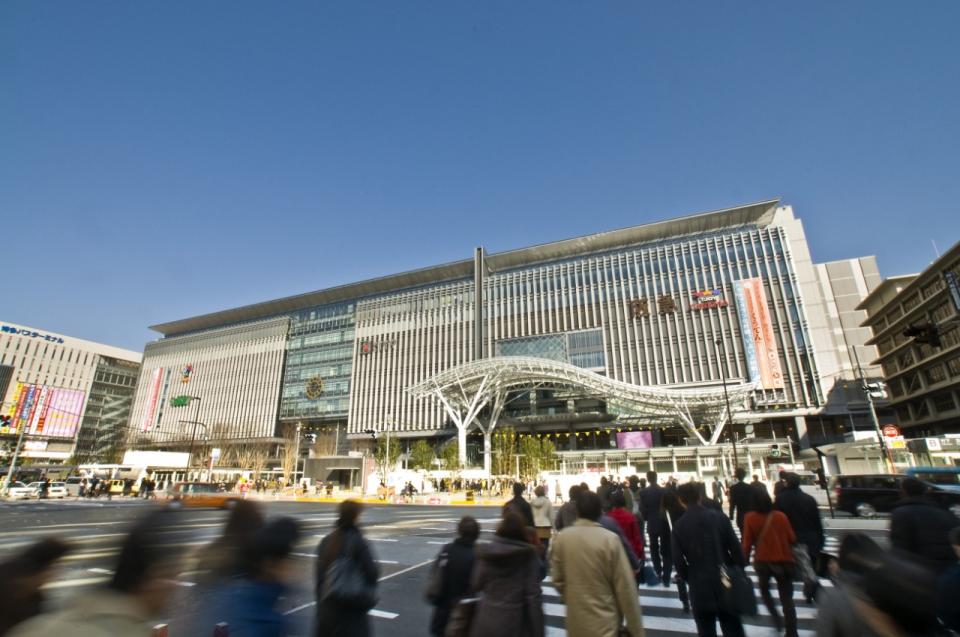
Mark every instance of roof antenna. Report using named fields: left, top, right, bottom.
left=932, top=239, right=941, bottom=258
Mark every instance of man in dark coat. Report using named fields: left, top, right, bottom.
left=428, top=517, right=479, bottom=636
left=672, top=482, right=746, bottom=637
left=639, top=470, right=666, bottom=581
left=504, top=481, right=535, bottom=528
left=727, top=467, right=752, bottom=534
left=554, top=485, right=582, bottom=532
left=776, top=472, right=824, bottom=601
left=890, top=477, right=960, bottom=574
left=597, top=476, right=613, bottom=513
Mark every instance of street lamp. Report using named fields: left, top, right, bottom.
left=714, top=337, right=740, bottom=471
left=1, top=400, right=27, bottom=496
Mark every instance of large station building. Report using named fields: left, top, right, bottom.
left=127, top=200, right=888, bottom=476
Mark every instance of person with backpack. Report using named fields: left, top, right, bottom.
left=426, top=517, right=479, bottom=637
left=742, top=489, right=797, bottom=637
left=775, top=472, right=824, bottom=602
left=315, top=500, right=379, bottom=637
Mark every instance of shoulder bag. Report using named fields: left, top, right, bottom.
left=444, top=597, right=479, bottom=637
left=425, top=549, right=447, bottom=605
left=320, top=530, right=379, bottom=611
left=713, top=513, right=757, bottom=617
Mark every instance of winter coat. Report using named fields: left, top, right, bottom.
left=608, top=506, right=644, bottom=561
left=429, top=537, right=476, bottom=637
left=554, top=501, right=578, bottom=531
left=551, top=519, right=645, bottom=637
left=742, top=510, right=796, bottom=564
left=7, top=590, right=152, bottom=637
left=638, top=484, right=665, bottom=535
left=469, top=536, right=544, bottom=637
left=315, top=526, right=380, bottom=637
left=531, top=496, right=554, bottom=528
left=775, top=481, right=824, bottom=554
left=209, top=579, right=289, bottom=637
left=939, top=564, right=960, bottom=632
left=727, top=481, right=753, bottom=528
left=671, top=504, right=745, bottom=614
left=890, top=497, right=960, bottom=574
left=504, top=495, right=535, bottom=528
left=600, top=515, right=641, bottom=571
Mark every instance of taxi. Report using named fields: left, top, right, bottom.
left=168, top=482, right=236, bottom=509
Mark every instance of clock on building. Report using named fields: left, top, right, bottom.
left=305, top=375, right=325, bottom=400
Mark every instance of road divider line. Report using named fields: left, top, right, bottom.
left=368, top=609, right=398, bottom=619
left=377, top=559, right=433, bottom=582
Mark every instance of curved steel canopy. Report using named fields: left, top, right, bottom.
left=408, top=356, right=758, bottom=469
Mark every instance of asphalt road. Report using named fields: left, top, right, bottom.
left=0, top=497, right=890, bottom=637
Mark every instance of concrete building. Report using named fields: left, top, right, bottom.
left=0, top=322, right=142, bottom=463
left=860, top=240, right=960, bottom=439
left=129, top=199, right=883, bottom=478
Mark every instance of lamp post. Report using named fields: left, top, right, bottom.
left=715, top=338, right=740, bottom=470
left=1, top=400, right=26, bottom=496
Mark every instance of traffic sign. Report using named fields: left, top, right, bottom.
left=882, top=424, right=900, bottom=438
left=170, top=395, right=192, bottom=408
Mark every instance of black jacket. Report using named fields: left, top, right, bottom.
left=775, top=484, right=824, bottom=552
left=315, top=526, right=380, bottom=637
left=728, top=481, right=753, bottom=527
left=504, top=496, right=535, bottom=528
left=639, top=484, right=666, bottom=535
left=429, top=538, right=476, bottom=636
left=890, top=497, right=959, bottom=574
left=672, top=504, right=745, bottom=613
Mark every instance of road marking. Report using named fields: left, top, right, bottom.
left=43, top=576, right=109, bottom=589
left=377, top=560, right=399, bottom=564
left=378, top=558, right=433, bottom=582
left=368, top=609, right=399, bottom=619
left=292, top=552, right=317, bottom=558
left=87, top=568, right=112, bottom=574
left=368, top=538, right=398, bottom=542
left=427, top=541, right=446, bottom=545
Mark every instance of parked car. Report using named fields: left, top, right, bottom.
left=64, top=476, right=84, bottom=497
left=832, top=473, right=960, bottom=518
left=47, top=482, right=68, bottom=499
left=6, top=481, right=37, bottom=500
left=167, top=482, right=235, bottom=509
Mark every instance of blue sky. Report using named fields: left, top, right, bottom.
left=2, top=2, right=958, bottom=351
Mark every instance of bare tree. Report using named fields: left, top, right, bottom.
left=280, top=422, right=300, bottom=483
left=312, top=430, right=339, bottom=456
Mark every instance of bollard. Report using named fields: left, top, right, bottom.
left=151, top=625, right=169, bottom=637
left=213, top=622, right=229, bottom=637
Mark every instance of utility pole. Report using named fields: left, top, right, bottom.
left=715, top=338, right=740, bottom=470
left=293, top=422, right=302, bottom=486
left=850, top=347, right=895, bottom=473
left=2, top=400, right=27, bottom=496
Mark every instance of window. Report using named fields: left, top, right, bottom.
left=946, top=356, right=960, bottom=376
left=924, top=364, right=947, bottom=386
left=932, top=392, right=956, bottom=414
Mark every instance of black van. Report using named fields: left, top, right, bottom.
left=832, top=474, right=960, bottom=517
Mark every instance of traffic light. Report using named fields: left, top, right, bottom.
left=903, top=322, right=942, bottom=348
left=770, top=444, right=782, bottom=458
left=0, top=415, right=11, bottom=428
left=863, top=382, right=887, bottom=400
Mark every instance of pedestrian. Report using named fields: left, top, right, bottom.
left=195, top=499, right=266, bottom=580
left=661, top=491, right=690, bottom=612
left=504, top=481, right=535, bottom=528
left=205, top=517, right=301, bottom=637
left=727, top=467, right=752, bottom=535
left=890, top=477, right=960, bottom=574
left=671, top=482, right=746, bottom=637
left=742, top=489, right=798, bottom=637
left=531, top=485, right=555, bottom=551
left=468, top=511, right=545, bottom=637
left=426, top=516, right=479, bottom=637
left=711, top=477, right=724, bottom=506
left=8, top=511, right=185, bottom=637
left=0, top=538, right=71, bottom=636
left=639, top=470, right=666, bottom=583
left=551, top=491, right=645, bottom=637
left=555, top=485, right=582, bottom=532
left=773, top=470, right=787, bottom=499
left=597, top=476, right=613, bottom=513
left=939, top=527, right=960, bottom=633
left=775, top=472, right=823, bottom=602
left=608, top=489, right=644, bottom=565
left=315, top=500, right=379, bottom=637
left=79, top=477, right=87, bottom=498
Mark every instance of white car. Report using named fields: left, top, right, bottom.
left=47, top=482, right=68, bottom=499
left=6, top=481, right=37, bottom=500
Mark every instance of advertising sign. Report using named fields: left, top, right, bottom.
left=882, top=424, right=900, bottom=438
left=690, top=288, right=729, bottom=310
left=615, top=431, right=653, bottom=449
left=732, top=278, right=785, bottom=389
left=4, top=383, right=86, bottom=438
left=927, top=437, right=942, bottom=452
left=141, top=367, right=164, bottom=432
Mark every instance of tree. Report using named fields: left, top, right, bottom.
left=373, top=431, right=402, bottom=482
left=440, top=440, right=461, bottom=472
left=311, top=429, right=339, bottom=456
left=408, top=440, right=436, bottom=471
left=492, top=427, right=518, bottom=476
left=518, top=435, right=558, bottom=478
left=280, top=422, right=301, bottom=483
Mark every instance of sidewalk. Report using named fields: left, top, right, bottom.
left=290, top=492, right=508, bottom=506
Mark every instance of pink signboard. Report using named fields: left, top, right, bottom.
left=615, top=431, right=653, bottom=449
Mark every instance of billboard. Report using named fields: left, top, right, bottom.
left=140, top=367, right=165, bottom=432
left=3, top=382, right=86, bottom=438
left=732, top=278, right=785, bottom=389
left=615, top=431, right=653, bottom=449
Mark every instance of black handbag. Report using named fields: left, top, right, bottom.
left=712, top=515, right=757, bottom=616
left=320, top=532, right=378, bottom=611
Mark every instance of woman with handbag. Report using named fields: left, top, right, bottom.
left=531, top=485, right=555, bottom=551
left=466, top=511, right=545, bottom=637
left=315, top=500, right=380, bottom=637
left=742, top=489, right=798, bottom=637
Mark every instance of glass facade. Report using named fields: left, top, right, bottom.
left=496, top=329, right=605, bottom=370
left=280, top=302, right=355, bottom=420
left=75, top=357, right=140, bottom=463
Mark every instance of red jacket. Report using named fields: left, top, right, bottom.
left=742, top=510, right=796, bottom=563
left=608, top=506, right=644, bottom=560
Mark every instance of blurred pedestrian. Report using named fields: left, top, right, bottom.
left=775, top=472, right=823, bottom=602
left=555, top=485, right=582, bottom=532
left=469, top=511, right=544, bottom=637
left=207, top=517, right=301, bottom=637
left=426, top=516, right=479, bottom=636
left=598, top=476, right=613, bottom=513
left=890, top=477, right=960, bottom=574
left=661, top=491, right=690, bottom=612
left=639, top=471, right=666, bottom=582
left=196, top=499, right=265, bottom=580
left=316, top=500, right=379, bottom=637
left=742, top=489, right=797, bottom=637
left=504, top=481, right=535, bottom=528
left=608, top=489, right=644, bottom=564
left=939, top=527, right=960, bottom=632
left=9, top=511, right=185, bottom=637
left=531, top=485, right=554, bottom=551
left=711, top=477, right=724, bottom=507
left=727, top=467, right=751, bottom=535
left=0, top=538, right=70, bottom=636
left=552, top=491, right=645, bottom=637
left=672, top=482, right=746, bottom=637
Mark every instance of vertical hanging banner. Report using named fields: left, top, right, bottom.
left=141, top=367, right=165, bottom=432
left=733, top=278, right=785, bottom=389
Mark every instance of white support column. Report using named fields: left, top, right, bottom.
left=671, top=450, right=678, bottom=474
left=709, top=409, right=729, bottom=445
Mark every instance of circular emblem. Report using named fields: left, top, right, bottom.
left=305, top=375, right=325, bottom=400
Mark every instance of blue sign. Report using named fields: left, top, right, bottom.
left=732, top=281, right=760, bottom=384
left=1, top=325, right=65, bottom=344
